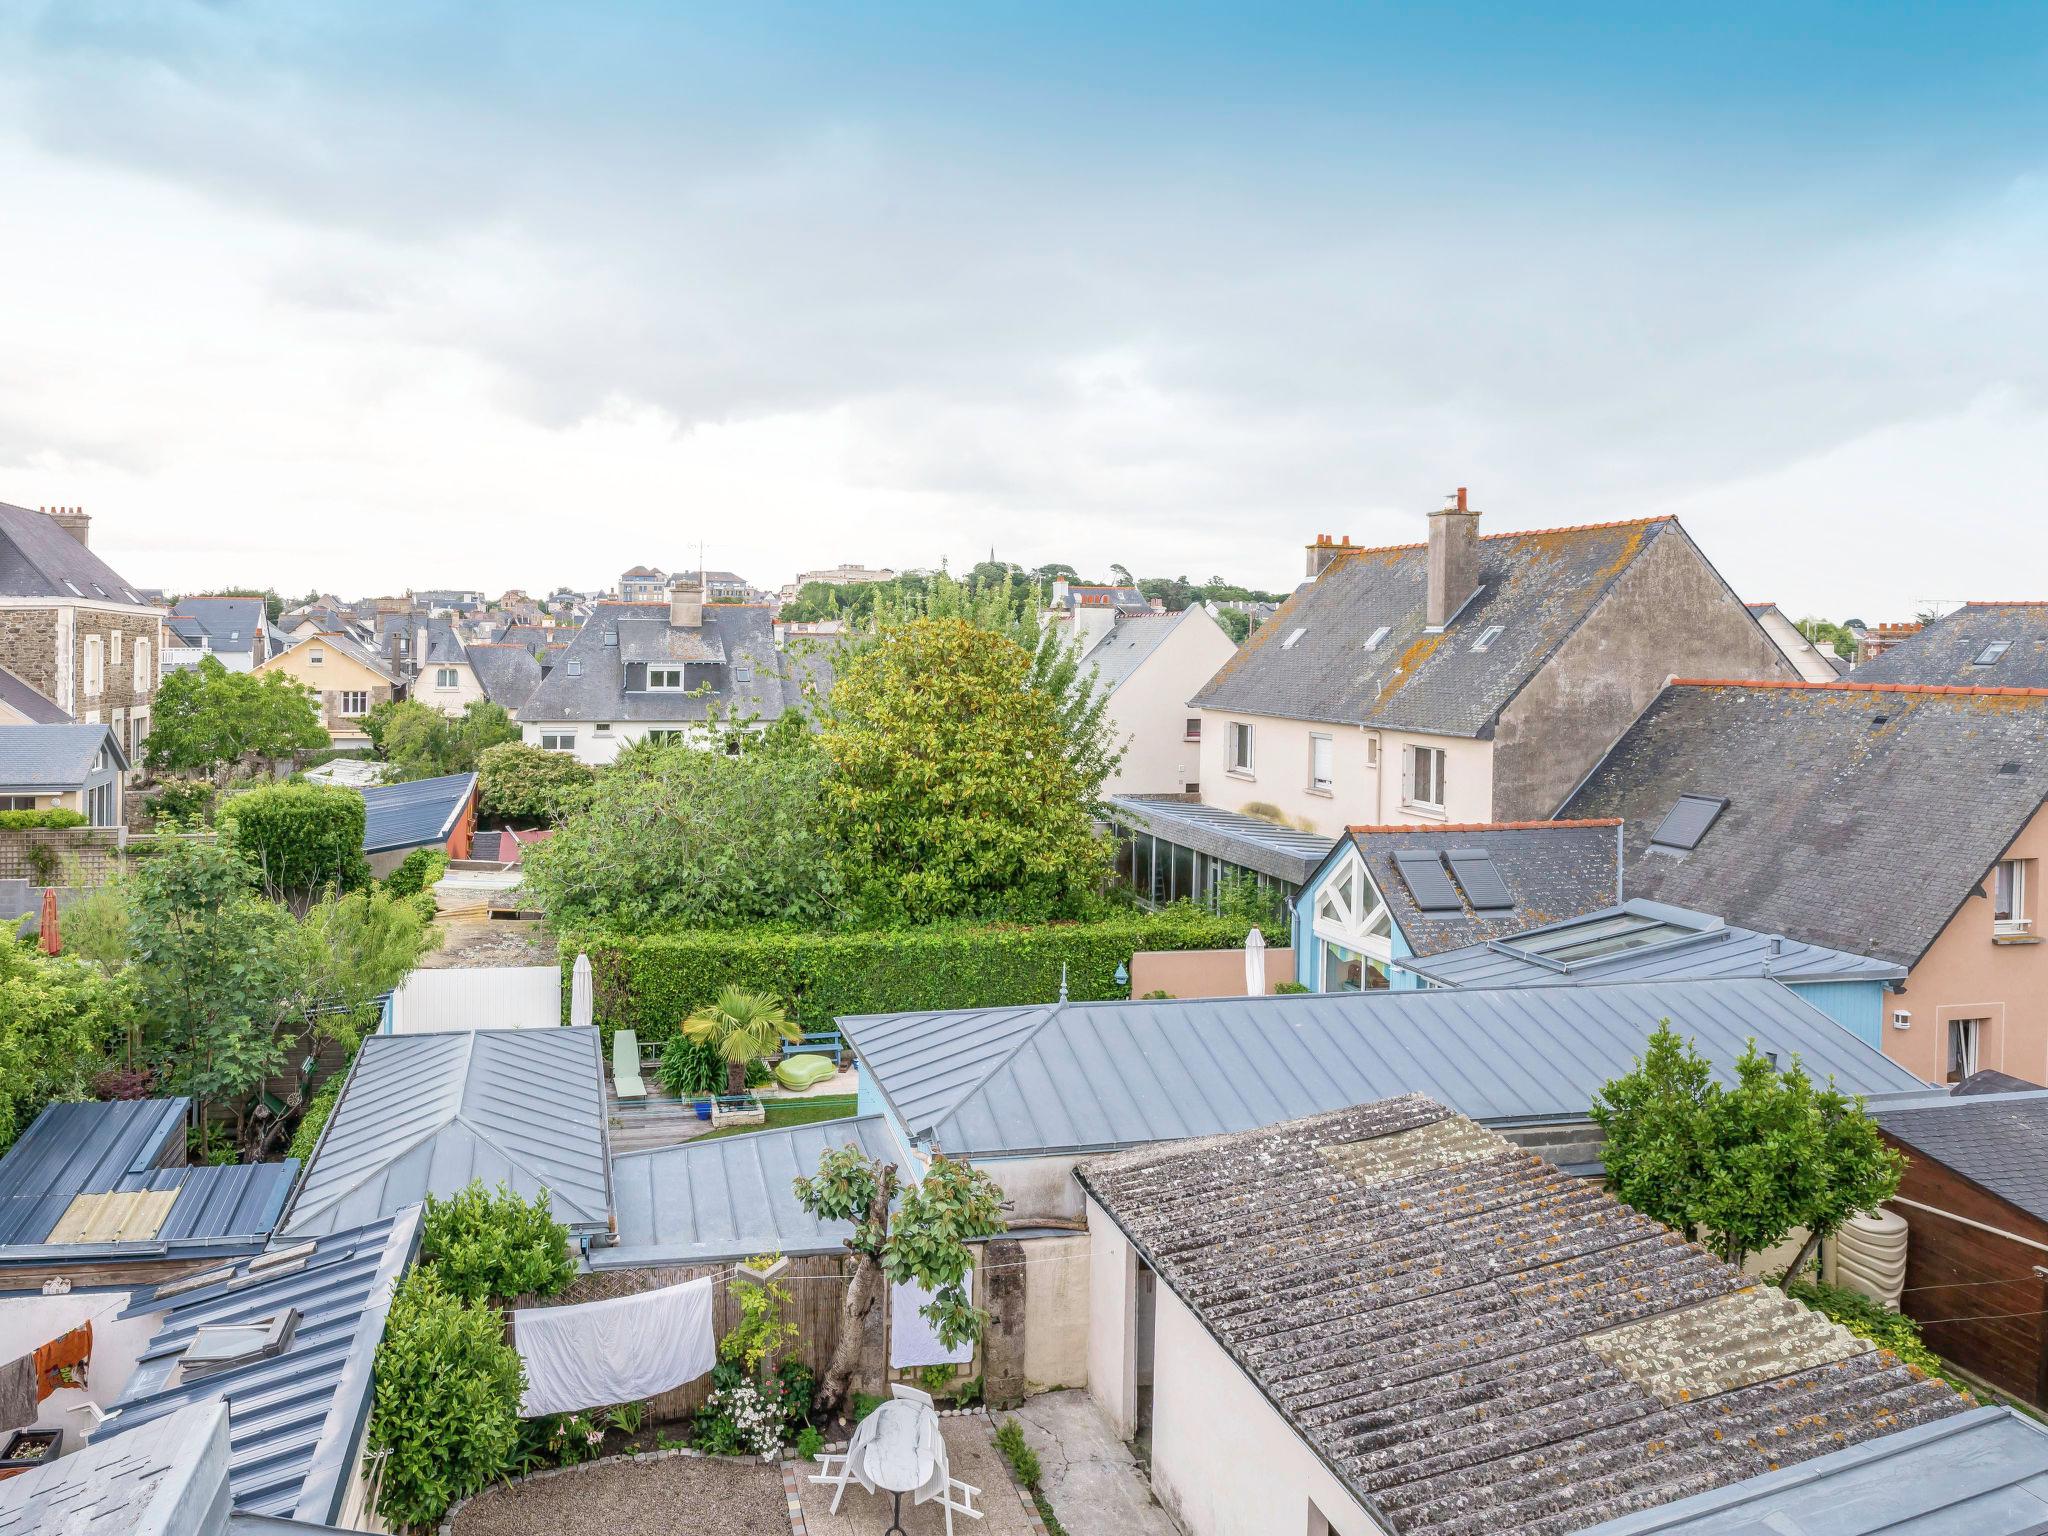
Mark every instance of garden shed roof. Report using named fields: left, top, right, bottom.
left=1077, top=1096, right=1966, bottom=1536
left=356, top=770, right=476, bottom=853
left=1870, top=1090, right=2048, bottom=1224
left=841, top=977, right=1925, bottom=1158
left=107, top=1210, right=420, bottom=1524
left=277, top=1026, right=611, bottom=1239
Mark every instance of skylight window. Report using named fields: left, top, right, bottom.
left=180, top=1311, right=298, bottom=1379
left=1650, top=793, right=1727, bottom=852
left=1363, top=625, right=1390, bottom=651
left=566, top=659, right=583, bottom=677
left=1281, top=627, right=1307, bottom=650
left=1975, top=641, right=2012, bottom=665
left=1392, top=851, right=1462, bottom=914
left=1471, top=625, right=1504, bottom=652
left=1446, top=850, right=1514, bottom=911
left=604, top=629, right=619, bottom=646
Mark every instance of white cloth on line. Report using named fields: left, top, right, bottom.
left=889, top=1271, right=973, bottom=1369
left=514, top=1275, right=715, bottom=1416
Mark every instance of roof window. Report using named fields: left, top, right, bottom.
left=180, top=1310, right=298, bottom=1379
left=1445, top=849, right=1514, bottom=911
left=1470, top=625, right=1504, bottom=653
left=1363, top=625, right=1390, bottom=651
left=1975, top=641, right=2011, bottom=665
left=1392, top=851, right=1462, bottom=914
left=1281, top=627, right=1307, bottom=650
left=566, top=659, right=583, bottom=677
left=604, top=629, right=619, bottom=646
left=1650, top=793, right=1727, bottom=852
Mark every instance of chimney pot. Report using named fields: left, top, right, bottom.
left=1426, top=488, right=1480, bottom=629
left=47, top=505, right=90, bottom=549
left=1307, top=532, right=1352, bottom=581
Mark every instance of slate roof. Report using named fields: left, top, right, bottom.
left=842, top=977, right=1924, bottom=1157
left=1853, top=602, right=2048, bottom=688
left=1953, top=1068, right=2044, bottom=1096
left=0, top=662, right=68, bottom=723
left=1398, top=899, right=1909, bottom=989
left=277, top=1027, right=611, bottom=1239
left=1062, top=584, right=1152, bottom=614
left=167, top=597, right=266, bottom=654
left=1872, top=1091, right=2048, bottom=1223
left=356, top=771, right=476, bottom=853
left=0, top=721, right=124, bottom=790
left=520, top=601, right=810, bottom=725
left=1558, top=680, right=2048, bottom=966
left=1575, top=1404, right=2048, bottom=1535
left=1336, top=820, right=1622, bottom=956
left=601, top=1114, right=904, bottom=1266
left=277, top=629, right=399, bottom=684
left=1079, top=609, right=1191, bottom=694
left=1076, top=1096, right=1967, bottom=1536
left=1192, top=517, right=1688, bottom=736
left=0, top=1397, right=233, bottom=1536
left=464, top=642, right=543, bottom=711
left=421, top=620, right=468, bottom=666
left=107, top=1211, right=420, bottom=1524
left=0, top=502, right=151, bottom=604
left=1106, top=794, right=1334, bottom=883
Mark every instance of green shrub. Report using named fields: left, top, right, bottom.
left=477, top=741, right=595, bottom=824
left=0, top=808, right=89, bottom=830
left=796, top=1425, right=824, bottom=1461
left=1785, top=1278, right=1972, bottom=1396
left=289, top=1072, right=346, bottom=1161
left=217, top=781, right=371, bottom=903
left=994, top=1417, right=1041, bottom=1487
left=420, top=1181, right=577, bottom=1305
left=1273, top=980, right=1310, bottom=994
left=852, top=1391, right=885, bottom=1423
left=658, top=1034, right=725, bottom=1097
left=568, top=906, right=1253, bottom=1044
left=383, top=847, right=447, bottom=898
left=149, top=778, right=216, bottom=827
left=368, top=1268, right=525, bottom=1527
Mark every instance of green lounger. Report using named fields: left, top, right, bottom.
left=612, top=1029, right=646, bottom=1099
left=773, top=1053, right=837, bottom=1093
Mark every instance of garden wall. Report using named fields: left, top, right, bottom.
left=565, top=909, right=1254, bottom=1043
left=1130, top=945, right=1297, bottom=999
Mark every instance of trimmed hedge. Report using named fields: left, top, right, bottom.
left=564, top=907, right=1253, bottom=1042
left=0, top=809, right=89, bottom=829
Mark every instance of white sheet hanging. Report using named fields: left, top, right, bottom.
left=889, top=1271, right=974, bottom=1369
left=514, top=1275, right=716, bottom=1416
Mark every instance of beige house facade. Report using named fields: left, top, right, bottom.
left=1084, top=605, right=1238, bottom=797
left=256, top=633, right=398, bottom=746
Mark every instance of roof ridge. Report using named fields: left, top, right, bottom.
left=1320, top=514, right=1675, bottom=562
left=912, top=1004, right=1066, bottom=1143
left=1346, top=817, right=1622, bottom=834
left=1670, top=677, right=2048, bottom=699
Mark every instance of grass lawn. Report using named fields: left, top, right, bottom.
left=694, top=1094, right=858, bottom=1142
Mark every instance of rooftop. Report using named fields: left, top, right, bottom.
left=356, top=771, right=476, bottom=854
left=1077, top=1096, right=1966, bottom=1536
left=1078, top=608, right=1192, bottom=694
left=1106, top=794, right=1334, bottom=884
left=0, top=1397, right=234, bottom=1536
left=0, top=502, right=151, bottom=605
left=520, top=601, right=815, bottom=725
left=1852, top=601, right=2048, bottom=689
left=0, top=721, right=124, bottom=791
left=1871, top=1090, right=2048, bottom=1224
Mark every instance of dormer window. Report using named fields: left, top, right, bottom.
left=648, top=667, right=683, bottom=690
left=1975, top=641, right=2011, bottom=666
left=180, top=1310, right=298, bottom=1379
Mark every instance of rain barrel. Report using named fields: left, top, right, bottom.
left=1824, top=1207, right=1909, bottom=1309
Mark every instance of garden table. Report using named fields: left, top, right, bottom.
left=854, top=1398, right=938, bottom=1536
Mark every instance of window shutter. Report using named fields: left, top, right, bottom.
left=1400, top=745, right=1414, bottom=803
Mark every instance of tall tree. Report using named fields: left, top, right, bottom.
left=146, top=657, right=328, bottom=785
left=681, top=985, right=800, bottom=1096
left=475, top=741, right=596, bottom=823
left=373, top=698, right=520, bottom=781
left=218, top=781, right=373, bottom=910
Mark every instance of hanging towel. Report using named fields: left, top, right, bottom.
left=889, top=1272, right=974, bottom=1369
left=0, top=1355, right=35, bottom=1432
left=513, top=1276, right=715, bottom=1417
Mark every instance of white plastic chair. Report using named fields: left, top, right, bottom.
left=808, top=1408, right=882, bottom=1514
left=912, top=1416, right=983, bottom=1535
left=890, top=1381, right=935, bottom=1406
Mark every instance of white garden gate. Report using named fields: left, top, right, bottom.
left=386, top=965, right=562, bottom=1034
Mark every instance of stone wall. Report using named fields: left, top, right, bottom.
left=317, top=682, right=395, bottom=736
left=0, top=608, right=59, bottom=698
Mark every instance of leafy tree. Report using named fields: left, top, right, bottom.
left=128, top=838, right=293, bottom=1137
left=820, top=618, right=1113, bottom=925
left=1591, top=1022, right=1903, bottom=1270
left=374, top=698, right=520, bottom=781
left=368, top=1267, right=525, bottom=1527
left=476, top=741, right=596, bottom=823
left=55, top=873, right=133, bottom=976
left=1215, top=607, right=1251, bottom=644
left=146, top=657, right=328, bottom=785
left=218, top=781, right=372, bottom=909
left=681, top=984, right=800, bottom=1096
left=0, top=943, right=126, bottom=1155
left=420, top=1182, right=577, bottom=1305
left=518, top=734, right=842, bottom=929
left=793, top=1146, right=1007, bottom=1416
left=381, top=847, right=446, bottom=897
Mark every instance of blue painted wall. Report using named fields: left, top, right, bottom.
left=1786, top=979, right=1886, bottom=1051
left=1292, top=850, right=1418, bottom=991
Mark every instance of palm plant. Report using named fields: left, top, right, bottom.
left=681, top=986, right=800, bottom=1096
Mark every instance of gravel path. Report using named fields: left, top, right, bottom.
left=450, top=1454, right=786, bottom=1536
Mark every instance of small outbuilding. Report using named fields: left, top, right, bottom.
left=355, top=769, right=478, bottom=876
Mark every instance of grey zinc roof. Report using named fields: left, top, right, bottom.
left=108, top=1210, right=420, bottom=1524
left=519, top=601, right=807, bottom=725
left=0, top=1097, right=185, bottom=1246
left=167, top=597, right=266, bottom=653
left=464, top=642, right=543, bottom=710
left=1106, top=793, right=1334, bottom=883
left=1854, top=602, right=2048, bottom=688
left=278, top=1027, right=611, bottom=1239
left=0, top=662, right=68, bottom=723
left=357, top=771, right=476, bottom=853
left=1872, top=1091, right=2048, bottom=1223
left=842, top=977, right=1925, bottom=1157
left=1079, top=609, right=1189, bottom=694
left=1575, top=1404, right=2048, bottom=1535
left=1076, top=1097, right=1967, bottom=1536
left=1398, top=899, right=1909, bottom=988
left=0, top=501, right=150, bottom=603
left=1191, top=517, right=1682, bottom=736
left=0, top=721, right=124, bottom=790
left=601, top=1114, right=904, bottom=1266
left=1338, top=821, right=1622, bottom=957
left=0, top=1396, right=233, bottom=1536
left=1559, top=680, right=2048, bottom=966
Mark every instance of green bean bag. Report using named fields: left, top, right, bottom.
left=774, top=1053, right=838, bottom=1092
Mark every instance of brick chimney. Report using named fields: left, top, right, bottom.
left=1426, top=487, right=1481, bottom=629
left=1305, top=533, right=1353, bottom=581
left=670, top=576, right=703, bottom=629
left=42, top=506, right=90, bottom=548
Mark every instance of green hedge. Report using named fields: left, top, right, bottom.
left=0, top=809, right=89, bottom=829
left=563, top=907, right=1253, bottom=1042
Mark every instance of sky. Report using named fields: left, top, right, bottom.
left=0, top=3, right=2043, bottom=618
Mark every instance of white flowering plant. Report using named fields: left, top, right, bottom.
left=696, top=1379, right=787, bottom=1457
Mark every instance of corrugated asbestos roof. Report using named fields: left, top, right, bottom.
left=1853, top=602, right=2048, bottom=689
left=1105, top=794, right=1335, bottom=883
left=1336, top=822, right=1621, bottom=956
left=108, top=1210, right=420, bottom=1524
left=0, top=1397, right=232, bottom=1536
left=602, top=1114, right=904, bottom=1266
left=0, top=722, right=124, bottom=790
left=1076, top=1097, right=1967, bottom=1536
left=1872, top=1091, right=2048, bottom=1224
left=278, top=1027, right=611, bottom=1238
left=1575, top=1405, right=2048, bottom=1534
left=1079, top=609, right=1190, bottom=694
left=0, top=501, right=151, bottom=604
left=357, top=771, right=476, bottom=853
left=842, top=977, right=1925, bottom=1157
left=1191, top=518, right=1680, bottom=736
left=1559, top=681, right=2048, bottom=967
left=1399, top=899, right=1909, bottom=988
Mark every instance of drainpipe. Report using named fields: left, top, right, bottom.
left=1614, top=821, right=1625, bottom=904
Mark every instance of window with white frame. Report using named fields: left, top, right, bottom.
left=1309, top=733, right=1334, bottom=793
left=1183, top=717, right=1201, bottom=742
left=134, top=637, right=151, bottom=692
left=1404, top=744, right=1447, bottom=810
left=339, top=691, right=369, bottom=716
left=1947, top=1018, right=1984, bottom=1083
left=435, top=667, right=458, bottom=689
left=83, top=634, right=104, bottom=698
left=0, top=795, right=36, bottom=812
left=1995, top=859, right=2030, bottom=934
left=1312, top=848, right=1394, bottom=993
left=647, top=666, right=684, bottom=690
left=647, top=728, right=689, bottom=744
left=540, top=730, right=577, bottom=752
left=307, top=648, right=324, bottom=665
left=1228, top=721, right=1255, bottom=775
